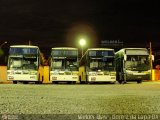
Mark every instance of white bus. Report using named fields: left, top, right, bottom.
left=79, top=48, right=116, bottom=83
left=115, top=48, right=152, bottom=83
left=50, top=47, right=79, bottom=84
left=7, top=45, right=44, bottom=84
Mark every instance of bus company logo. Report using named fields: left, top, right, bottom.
left=1, top=114, right=18, bottom=120
left=1, top=114, right=8, bottom=120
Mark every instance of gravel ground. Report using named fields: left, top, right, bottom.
left=0, top=82, right=160, bottom=119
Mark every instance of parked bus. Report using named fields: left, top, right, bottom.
left=7, top=45, right=44, bottom=84
left=50, top=47, right=79, bottom=84
left=115, top=48, right=151, bottom=83
left=79, top=48, right=116, bottom=83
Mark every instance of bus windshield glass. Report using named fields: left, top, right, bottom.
left=8, top=57, right=38, bottom=70
left=125, top=55, right=149, bottom=71
left=52, top=58, right=78, bottom=71
left=89, top=58, right=114, bottom=71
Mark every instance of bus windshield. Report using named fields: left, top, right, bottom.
left=52, top=58, right=78, bottom=71
left=89, top=58, right=114, bottom=71
left=8, top=57, right=38, bottom=70
left=125, top=55, right=149, bottom=71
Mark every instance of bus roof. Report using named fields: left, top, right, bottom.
left=116, top=48, right=148, bottom=53
left=51, top=47, right=78, bottom=50
left=115, top=48, right=149, bottom=55
left=87, top=48, right=114, bottom=51
left=10, top=45, right=39, bottom=48
left=120, top=48, right=148, bottom=50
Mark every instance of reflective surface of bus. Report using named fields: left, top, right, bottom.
left=7, top=45, right=43, bottom=84
left=50, top=47, right=79, bottom=84
left=79, top=48, right=116, bottom=83
left=115, top=48, right=151, bottom=83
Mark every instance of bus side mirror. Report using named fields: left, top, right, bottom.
left=152, top=55, right=154, bottom=61
left=124, top=55, right=127, bottom=61
left=149, top=55, right=154, bottom=62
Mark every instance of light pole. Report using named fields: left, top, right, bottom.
left=149, top=42, right=153, bottom=81
left=0, top=41, right=7, bottom=48
left=79, top=39, right=86, bottom=57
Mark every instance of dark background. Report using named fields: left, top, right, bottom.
left=0, top=0, right=160, bottom=65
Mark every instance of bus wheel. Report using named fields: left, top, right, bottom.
left=23, top=81, right=28, bottom=84
left=67, top=81, right=72, bottom=84
left=35, top=74, right=42, bottom=84
left=35, top=81, right=39, bottom=84
left=13, top=81, right=17, bottom=84
left=52, top=81, right=58, bottom=84
left=41, top=76, right=43, bottom=84
left=137, top=80, right=142, bottom=84
left=118, top=80, right=122, bottom=84
left=79, top=76, right=82, bottom=84
left=72, top=81, right=76, bottom=84
left=86, top=80, right=90, bottom=84
left=111, top=81, right=116, bottom=84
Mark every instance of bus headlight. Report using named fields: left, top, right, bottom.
left=126, top=70, right=133, bottom=75
left=50, top=71, right=59, bottom=75
left=104, top=72, right=109, bottom=75
left=30, top=71, right=37, bottom=75
left=7, top=71, right=14, bottom=75
left=72, top=72, right=78, bottom=75
left=23, top=71, right=29, bottom=74
left=144, top=70, right=151, bottom=74
left=88, top=72, right=96, bottom=76
left=53, top=72, right=59, bottom=75
left=110, top=72, right=116, bottom=76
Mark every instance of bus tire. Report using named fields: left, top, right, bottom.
left=52, top=81, right=58, bottom=84
left=112, top=81, right=116, bottom=84
left=40, top=76, right=43, bottom=84
left=72, top=81, right=76, bottom=84
left=79, top=76, right=82, bottom=84
left=35, top=74, right=41, bottom=84
left=13, top=81, right=17, bottom=84
left=118, top=80, right=122, bottom=84
left=86, top=80, right=90, bottom=84
left=23, top=81, right=28, bottom=84
left=137, top=80, right=142, bottom=84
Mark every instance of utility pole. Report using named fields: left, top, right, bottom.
left=150, top=42, right=153, bottom=80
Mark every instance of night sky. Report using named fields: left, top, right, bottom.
left=0, top=0, right=160, bottom=50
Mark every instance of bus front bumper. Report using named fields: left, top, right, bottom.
left=88, top=75, right=116, bottom=82
left=50, top=75, right=79, bottom=82
left=126, top=73, right=150, bottom=81
left=7, top=74, right=39, bottom=81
